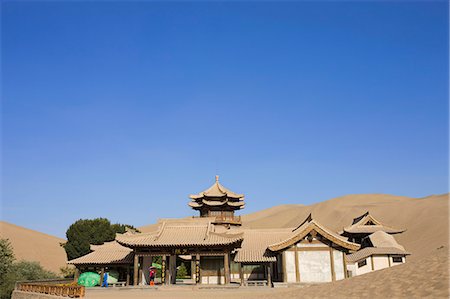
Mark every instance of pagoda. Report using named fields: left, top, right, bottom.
left=188, top=176, right=244, bottom=225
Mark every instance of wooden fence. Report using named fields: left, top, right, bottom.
left=15, top=281, right=85, bottom=298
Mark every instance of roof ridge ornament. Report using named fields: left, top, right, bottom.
left=215, top=175, right=219, bottom=182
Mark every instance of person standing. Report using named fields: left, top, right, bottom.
left=101, top=272, right=108, bottom=287
left=149, top=267, right=156, bottom=286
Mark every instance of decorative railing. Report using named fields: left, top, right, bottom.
left=213, top=215, right=241, bottom=224
left=15, top=280, right=85, bottom=298
left=192, top=215, right=242, bottom=224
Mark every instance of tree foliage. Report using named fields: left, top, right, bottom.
left=59, top=266, right=75, bottom=279
left=0, top=239, right=15, bottom=282
left=63, top=218, right=138, bottom=260
left=176, top=262, right=188, bottom=279
left=111, top=223, right=140, bottom=234
left=0, top=239, right=58, bottom=299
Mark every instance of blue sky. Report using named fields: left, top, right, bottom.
left=1, top=1, right=448, bottom=238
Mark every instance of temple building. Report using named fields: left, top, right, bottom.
left=341, top=212, right=409, bottom=277
left=68, top=177, right=409, bottom=286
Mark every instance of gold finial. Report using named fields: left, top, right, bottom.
left=215, top=175, right=219, bottom=182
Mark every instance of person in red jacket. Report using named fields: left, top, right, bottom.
left=149, top=267, right=156, bottom=286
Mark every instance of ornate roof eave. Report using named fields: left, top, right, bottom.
left=188, top=200, right=245, bottom=209
left=343, top=212, right=406, bottom=234
left=189, top=176, right=244, bottom=200
left=268, top=217, right=360, bottom=252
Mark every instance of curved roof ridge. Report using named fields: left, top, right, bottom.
left=154, top=221, right=167, bottom=241
left=189, top=177, right=244, bottom=200
left=268, top=218, right=360, bottom=252
left=343, top=212, right=406, bottom=234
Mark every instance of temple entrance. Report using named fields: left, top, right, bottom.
left=138, top=256, right=164, bottom=285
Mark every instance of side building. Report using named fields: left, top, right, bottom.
left=341, top=212, right=410, bottom=277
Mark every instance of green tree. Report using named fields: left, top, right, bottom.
left=176, top=263, right=188, bottom=279
left=0, top=239, right=15, bottom=299
left=63, top=218, right=138, bottom=260
left=0, top=239, right=14, bottom=282
left=64, top=218, right=115, bottom=260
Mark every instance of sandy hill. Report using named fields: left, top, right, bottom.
left=240, top=193, right=448, bottom=260
left=0, top=221, right=68, bottom=273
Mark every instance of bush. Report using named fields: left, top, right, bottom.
left=176, top=263, right=188, bottom=279
left=2, top=262, right=58, bottom=299
left=60, top=266, right=76, bottom=279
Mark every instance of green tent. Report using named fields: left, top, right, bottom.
left=106, top=270, right=119, bottom=284
left=78, top=272, right=100, bottom=287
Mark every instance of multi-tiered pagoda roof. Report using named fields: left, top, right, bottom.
left=188, top=176, right=245, bottom=211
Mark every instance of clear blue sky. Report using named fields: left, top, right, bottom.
left=1, top=1, right=448, bottom=238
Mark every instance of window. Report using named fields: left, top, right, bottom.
left=392, top=256, right=403, bottom=263
left=357, top=259, right=367, bottom=268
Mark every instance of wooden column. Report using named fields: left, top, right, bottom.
left=388, top=255, right=391, bottom=267
left=343, top=252, right=348, bottom=278
left=166, top=256, right=171, bottom=285
left=239, top=263, right=244, bottom=286
left=282, top=252, right=287, bottom=283
left=370, top=256, right=375, bottom=271
left=74, top=268, right=80, bottom=283
left=329, top=248, right=336, bottom=282
left=195, top=254, right=200, bottom=284
left=138, top=264, right=143, bottom=286
left=267, top=263, right=272, bottom=287
left=294, top=246, right=300, bottom=283
left=224, top=252, right=231, bottom=284
left=133, top=254, right=139, bottom=286
left=126, top=267, right=130, bottom=286
left=100, top=267, right=105, bottom=286
left=161, top=256, right=167, bottom=285
left=169, top=254, right=176, bottom=284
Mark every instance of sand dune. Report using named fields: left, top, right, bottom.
left=0, top=221, right=68, bottom=273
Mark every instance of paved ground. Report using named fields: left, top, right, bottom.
left=86, top=247, right=449, bottom=299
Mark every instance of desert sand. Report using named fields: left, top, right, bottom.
left=0, top=221, right=68, bottom=273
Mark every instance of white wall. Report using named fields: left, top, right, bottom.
left=284, top=251, right=296, bottom=283
left=354, top=258, right=372, bottom=276
left=347, top=263, right=356, bottom=277
left=201, top=276, right=225, bottom=284
left=373, top=256, right=389, bottom=271
left=333, top=249, right=345, bottom=281
left=349, top=255, right=406, bottom=277
left=298, top=250, right=332, bottom=283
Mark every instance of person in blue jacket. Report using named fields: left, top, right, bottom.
left=101, top=272, right=108, bottom=287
